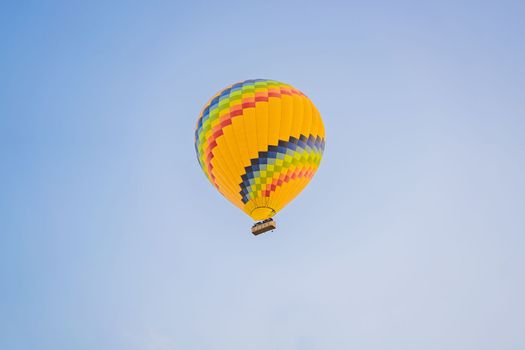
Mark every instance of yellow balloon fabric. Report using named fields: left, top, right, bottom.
left=195, top=79, right=325, bottom=221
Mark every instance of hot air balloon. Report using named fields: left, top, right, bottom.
left=194, top=79, right=325, bottom=235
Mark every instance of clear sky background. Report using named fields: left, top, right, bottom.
left=1, top=0, right=524, bottom=349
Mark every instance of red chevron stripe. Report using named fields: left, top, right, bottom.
left=258, top=166, right=315, bottom=200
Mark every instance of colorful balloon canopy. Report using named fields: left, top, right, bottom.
left=195, top=79, right=325, bottom=221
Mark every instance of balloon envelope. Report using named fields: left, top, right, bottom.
left=195, top=79, right=325, bottom=221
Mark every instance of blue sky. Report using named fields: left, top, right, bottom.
left=1, top=0, right=524, bottom=349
